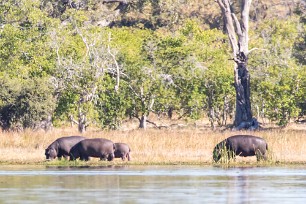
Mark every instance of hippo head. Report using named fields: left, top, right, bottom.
left=213, top=141, right=228, bottom=162
left=45, top=148, right=57, bottom=160
left=107, top=153, right=115, bottom=161
left=213, top=146, right=221, bottom=162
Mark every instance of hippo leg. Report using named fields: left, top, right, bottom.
left=69, top=155, right=75, bottom=161
left=100, top=155, right=107, bottom=161
left=255, top=149, right=266, bottom=161
left=127, top=153, right=131, bottom=161
left=80, top=155, right=89, bottom=161
left=227, top=150, right=236, bottom=161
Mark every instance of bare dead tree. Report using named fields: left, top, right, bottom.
left=216, top=0, right=259, bottom=130
left=49, top=21, right=122, bottom=133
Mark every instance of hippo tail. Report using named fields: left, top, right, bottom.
left=266, top=142, right=268, bottom=151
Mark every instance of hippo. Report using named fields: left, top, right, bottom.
left=114, top=143, right=131, bottom=161
left=213, top=135, right=268, bottom=162
left=45, top=136, right=86, bottom=160
left=69, top=138, right=115, bottom=161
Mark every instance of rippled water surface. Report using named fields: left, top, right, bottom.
left=0, top=165, right=305, bottom=203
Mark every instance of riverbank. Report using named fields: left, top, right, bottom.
left=0, top=123, right=305, bottom=166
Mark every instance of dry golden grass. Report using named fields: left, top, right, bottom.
left=0, top=124, right=305, bottom=165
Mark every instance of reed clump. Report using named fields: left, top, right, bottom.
left=0, top=126, right=305, bottom=165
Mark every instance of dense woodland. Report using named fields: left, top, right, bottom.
left=0, top=0, right=305, bottom=132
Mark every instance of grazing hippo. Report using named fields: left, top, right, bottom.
left=69, top=138, right=115, bottom=161
left=45, top=136, right=86, bottom=160
left=213, top=135, right=268, bottom=162
left=114, top=143, right=131, bottom=161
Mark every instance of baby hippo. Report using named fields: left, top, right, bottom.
left=213, top=135, right=268, bottom=162
left=45, top=136, right=86, bottom=160
left=70, top=138, right=115, bottom=161
left=114, top=143, right=131, bottom=161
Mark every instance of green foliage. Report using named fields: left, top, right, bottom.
left=108, top=22, right=233, bottom=127
left=249, top=17, right=306, bottom=126
left=110, top=28, right=167, bottom=125
left=178, top=20, right=234, bottom=125
left=0, top=1, right=305, bottom=131
left=0, top=0, right=57, bottom=130
left=95, top=74, right=129, bottom=129
left=293, top=9, right=306, bottom=65
left=0, top=76, right=56, bottom=130
left=51, top=24, right=114, bottom=129
left=0, top=0, right=55, bottom=77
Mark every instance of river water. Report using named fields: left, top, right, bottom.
left=0, top=165, right=305, bottom=204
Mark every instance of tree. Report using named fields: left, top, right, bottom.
left=216, top=0, right=258, bottom=130
left=110, top=28, right=163, bottom=129
left=0, top=0, right=57, bottom=131
left=179, top=21, right=235, bottom=129
left=249, top=18, right=306, bottom=126
left=0, top=77, right=56, bottom=131
left=50, top=15, right=121, bottom=132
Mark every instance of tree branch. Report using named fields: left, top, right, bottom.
left=247, top=47, right=268, bottom=55
left=69, top=115, right=79, bottom=125
left=107, top=32, right=120, bottom=93
left=128, top=84, right=141, bottom=99
left=231, top=13, right=243, bottom=39
left=145, top=119, right=169, bottom=129
left=215, top=0, right=226, bottom=11
left=240, top=0, right=252, bottom=54
left=216, top=0, right=239, bottom=55
left=74, top=22, right=90, bottom=59
left=103, top=0, right=129, bottom=3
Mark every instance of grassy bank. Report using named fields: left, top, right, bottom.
left=0, top=125, right=305, bottom=166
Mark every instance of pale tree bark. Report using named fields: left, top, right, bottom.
left=216, top=0, right=258, bottom=130
left=137, top=86, right=155, bottom=129
left=50, top=21, right=122, bottom=133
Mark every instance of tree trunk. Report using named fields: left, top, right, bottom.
left=233, top=60, right=252, bottom=126
left=217, top=0, right=258, bottom=130
left=139, top=114, right=147, bottom=129
left=167, top=107, right=173, bottom=119
left=78, top=111, right=86, bottom=133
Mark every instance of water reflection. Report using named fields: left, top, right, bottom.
left=229, top=168, right=250, bottom=204
left=0, top=166, right=305, bottom=203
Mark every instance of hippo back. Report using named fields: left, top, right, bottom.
left=45, top=136, right=85, bottom=160
left=114, top=143, right=131, bottom=159
left=226, top=135, right=267, bottom=156
left=213, top=135, right=268, bottom=162
left=114, top=143, right=131, bottom=161
left=70, top=138, right=115, bottom=161
left=57, top=136, right=86, bottom=154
